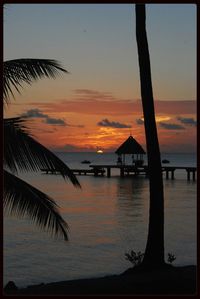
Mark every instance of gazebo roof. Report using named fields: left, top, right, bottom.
left=115, top=136, right=145, bottom=155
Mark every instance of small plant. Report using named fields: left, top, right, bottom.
left=125, top=250, right=144, bottom=267
left=167, top=253, right=176, bottom=264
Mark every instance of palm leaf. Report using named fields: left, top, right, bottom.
left=4, top=117, right=81, bottom=188
left=3, top=59, right=68, bottom=103
left=4, top=170, right=69, bottom=240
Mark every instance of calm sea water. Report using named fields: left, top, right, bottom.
left=4, top=152, right=197, bottom=287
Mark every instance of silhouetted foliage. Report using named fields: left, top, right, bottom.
left=125, top=250, right=176, bottom=267
left=125, top=250, right=144, bottom=267
left=4, top=58, right=80, bottom=240
left=167, top=253, right=176, bottom=264
left=3, top=59, right=68, bottom=104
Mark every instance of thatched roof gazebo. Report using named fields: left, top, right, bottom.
left=115, top=135, right=145, bottom=165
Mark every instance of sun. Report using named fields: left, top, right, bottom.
left=97, top=149, right=103, bottom=154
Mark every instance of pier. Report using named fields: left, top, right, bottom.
left=89, top=165, right=197, bottom=181
left=41, top=168, right=105, bottom=176
left=41, top=136, right=196, bottom=181
left=41, top=165, right=196, bottom=181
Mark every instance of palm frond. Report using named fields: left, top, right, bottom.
left=4, top=118, right=81, bottom=188
left=4, top=170, right=69, bottom=240
left=3, top=59, right=68, bottom=103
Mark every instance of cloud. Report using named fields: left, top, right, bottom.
left=97, top=118, right=132, bottom=128
left=70, top=124, right=85, bottom=128
left=75, top=89, right=103, bottom=95
left=159, top=122, right=185, bottom=130
left=27, top=96, right=196, bottom=117
left=21, top=108, right=47, bottom=118
left=45, top=117, right=66, bottom=126
left=177, top=117, right=197, bottom=126
left=52, top=143, right=95, bottom=152
left=136, top=116, right=172, bottom=125
left=74, top=89, right=114, bottom=101
left=154, top=100, right=196, bottom=115
left=21, top=108, right=85, bottom=128
left=21, top=108, right=66, bottom=126
left=136, top=118, right=144, bottom=125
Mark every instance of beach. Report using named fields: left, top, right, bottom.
left=5, top=265, right=196, bottom=295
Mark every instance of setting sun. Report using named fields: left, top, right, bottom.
left=97, top=149, right=103, bottom=154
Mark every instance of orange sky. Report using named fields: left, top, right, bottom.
left=5, top=89, right=196, bottom=153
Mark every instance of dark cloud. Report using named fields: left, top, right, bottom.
left=159, top=122, right=185, bottom=130
left=21, top=109, right=66, bottom=126
left=53, top=144, right=95, bottom=152
left=74, top=89, right=114, bottom=100
left=136, top=118, right=144, bottom=125
left=45, top=117, right=66, bottom=126
left=177, top=117, right=197, bottom=126
left=97, top=118, right=132, bottom=128
left=70, top=124, right=85, bottom=128
left=21, top=108, right=85, bottom=127
left=21, top=109, right=47, bottom=118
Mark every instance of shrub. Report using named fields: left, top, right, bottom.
left=167, top=253, right=176, bottom=264
left=125, top=250, right=176, bottom=267
left=125, top=250, right=144, bottom=267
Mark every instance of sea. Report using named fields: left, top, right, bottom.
left=3, top=152, right=197, bottom=288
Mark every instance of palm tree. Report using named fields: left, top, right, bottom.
left=135, top=4, right=165, bottom=267
left=4, top=59, right=81, bottom=241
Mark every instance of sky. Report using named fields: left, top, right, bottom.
left=3, top=4, right=197, bottom=153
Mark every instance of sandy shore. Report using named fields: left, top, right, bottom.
left=5, top=265, right=197, bottom=295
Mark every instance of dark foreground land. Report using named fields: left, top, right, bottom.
left=4, top=265, right=197, bottom=295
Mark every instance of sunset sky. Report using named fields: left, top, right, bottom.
left=4, top=4, right=196, bottom=153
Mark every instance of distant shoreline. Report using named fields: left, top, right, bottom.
left=53, top=151, right=197, bottom=154
left=5, top=265, right=197, bottom=295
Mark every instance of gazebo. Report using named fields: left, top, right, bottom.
left=115, top=135, right=145, bottom=165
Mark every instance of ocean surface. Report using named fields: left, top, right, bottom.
left=4, top=152, right=197, bottom=288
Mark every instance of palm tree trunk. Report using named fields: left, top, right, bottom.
left=135, top=4, right=165, bottom=267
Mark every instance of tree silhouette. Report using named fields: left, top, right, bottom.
left=4, top=59, right=81, bottom=241
left=135, top=4, right=165, bottom=267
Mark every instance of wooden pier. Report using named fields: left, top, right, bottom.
left=41, top=165, right=196, bottom=181
left=41, top=168, right=105, bottom=176
left=89, top=165, right=197, bottom=181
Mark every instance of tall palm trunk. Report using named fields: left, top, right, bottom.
left=135, top=4, right=165, bottom=267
